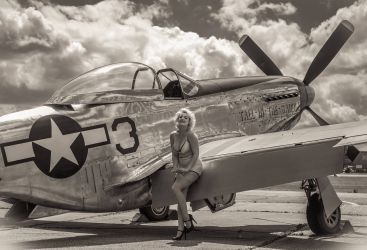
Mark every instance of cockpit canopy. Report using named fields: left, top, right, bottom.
left=47, top=62, right=199, bottom=105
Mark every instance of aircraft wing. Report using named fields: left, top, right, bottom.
left=152, top=119, right=367, bottom=207
left=200, top=119, right=367, bottom=159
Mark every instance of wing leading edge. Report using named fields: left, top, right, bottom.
left=200, top=119, right=367, bottom=159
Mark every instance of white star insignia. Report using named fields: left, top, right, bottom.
left=34, top=119, right=80, bottom=173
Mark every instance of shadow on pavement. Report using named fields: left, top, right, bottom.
left=0, top=218, right=363, bottom=249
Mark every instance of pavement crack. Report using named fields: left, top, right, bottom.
left=249, top=223, right=307, bottom=249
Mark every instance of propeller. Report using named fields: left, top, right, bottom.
left=303, top=20, right=354, bottom=85
left=303, top=20, right=353, bottom=125
left=238, top=20, right=356, bottom=161
left=238, top=20, right=354, bottom=124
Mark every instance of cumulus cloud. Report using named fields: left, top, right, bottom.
left=212, top=0, right=310, bottom=78
left=0, top=104, right=34, bottom=116
left=302, top=0, right=367, bottom=125
left=0, top=0, right=88, bottom=103
left=213, top=0, right=367, bottom=126
left=212, top=0, right=297, bottom=30
left=0, top=0, right=254, bottom=105
left=309, top=1, right=367, bottom=74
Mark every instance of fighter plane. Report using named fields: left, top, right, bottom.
left=0, top=20, right=360, bottom=235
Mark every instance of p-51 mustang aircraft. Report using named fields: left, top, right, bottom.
left=0, top=20, right=360, bottom=235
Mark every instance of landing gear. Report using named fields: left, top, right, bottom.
left=139, top=205, right=170, bottom=221
left=302, top=179, right=341, bottom=235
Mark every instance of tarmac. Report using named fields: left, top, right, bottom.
left=0, top=174, right=367, bottom=249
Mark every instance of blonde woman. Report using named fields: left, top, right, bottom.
left=170, top=108, right=203, bottom=240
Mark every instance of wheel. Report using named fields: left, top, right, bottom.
left=306, top=193, right=341, bottom=235
left=139, top=205, right=170, bottom=221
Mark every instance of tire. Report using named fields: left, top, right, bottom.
left=139, top=205, right=170, bottom=221
left=306, top=193, right=341, bottom=235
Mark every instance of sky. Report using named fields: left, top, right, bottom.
left=0, top=0, right=366, bottom=128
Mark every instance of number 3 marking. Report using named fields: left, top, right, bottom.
left=112, top=117, right=139, bottom=154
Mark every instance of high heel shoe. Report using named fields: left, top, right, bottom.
left=184, top=214, right=197, bottom=233
left=172, top=228, right=186, bottom=240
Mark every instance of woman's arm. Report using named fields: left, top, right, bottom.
left=170, top=132, right=179, bottom=171
left=184, top=132, right=200, bottom=171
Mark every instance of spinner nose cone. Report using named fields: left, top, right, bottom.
left=305, top=85, right=315, bottom=107
left=300, top=85, right=315, bottom=109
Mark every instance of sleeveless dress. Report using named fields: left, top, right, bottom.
left=173, top=135, right=203, bottom=177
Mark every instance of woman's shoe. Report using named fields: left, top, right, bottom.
left=184, top=214, right=197, bottom=233
left=172, top=229, right=186, bottom=240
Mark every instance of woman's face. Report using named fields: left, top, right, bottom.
left=177, top=112, right=190, bottom=128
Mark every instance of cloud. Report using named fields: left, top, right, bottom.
left=143, top=27, right=257, bottom=79
left=0, top=0, right=255, bottom=106
left=212, top=0, right=309, bottom=78
left=303, top=0, right=367, bottom=124
left=212, top=0, right=297, bottom=30
left=213, top=0, right=367, bottom=126
left=309, top=0, right=367, bottom=74
left=0, top=0, right=89, bottom=103
left=0, top=0, right=160, bottom=103
left=0, top=104, right=35, bottom=116
left=0, top=3, right=69, bottom=53
left=137, top=0, right=172, bottom=21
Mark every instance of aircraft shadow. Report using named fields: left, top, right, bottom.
left=0, top=218, right=362, bottom=249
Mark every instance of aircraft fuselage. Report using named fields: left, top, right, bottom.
left=0, top=75, right=313, bottom=212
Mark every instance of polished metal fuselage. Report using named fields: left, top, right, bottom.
left=0, top=76, right=309, bottom=212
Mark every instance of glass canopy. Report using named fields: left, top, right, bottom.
left=51, top=62, right=158, bottom=99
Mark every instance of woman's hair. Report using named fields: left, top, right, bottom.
left=174, top=108, right=196, bottom=131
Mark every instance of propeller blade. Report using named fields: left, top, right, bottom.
left=303, top=20, right=354, bottom=85
left=305, top=107, right=329, bottom=126
left=239, top=35, right=283, bottom=76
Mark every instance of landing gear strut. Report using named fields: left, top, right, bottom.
left=302, top=179, right=341, bottom=235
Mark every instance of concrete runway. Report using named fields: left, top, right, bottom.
left=1, top=177, right=367, bottom=249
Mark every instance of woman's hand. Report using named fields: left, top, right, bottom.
left=171, top=166, right=179, bottom=173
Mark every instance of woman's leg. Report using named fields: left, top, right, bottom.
left=173, top=174, right=186, bottom=231
left=173, top=175, right=187, bottom=237
left=177, top=205, right=183, bottom=229
left=172, top=172, right=199, bottom=227
left=176, top=187, right=189, bottom=230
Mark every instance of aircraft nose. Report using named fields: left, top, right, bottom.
left=300, top=85, right=315, bottom=109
